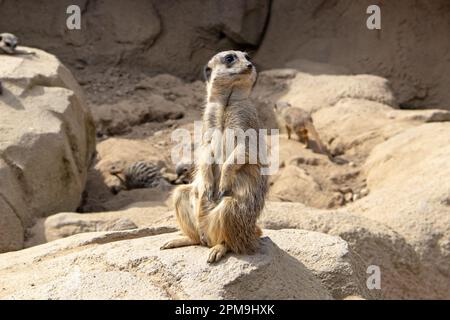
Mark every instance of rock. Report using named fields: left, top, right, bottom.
left=263, top=229, right=373, bottom=299
left=269, top=165, right=337, bottom=209
left=0, top=1, right=270, bottom=78
left=279, top=73, right=397, bottom=113
left=25, top=204, right=176, bottom=248
left=0, top=228, right=352, bottom=300
left=255, top=0, right=450, bottom=110
left=353, top=123, right=450, bottom=297
left=344, top=193, right=353, bottom=203
left=253, top=68, right=397, bottom=114
left=260, top=201, right=429, bottom=299
left=313, top=98, right=450, bottom=160
left=360, top=188, right=369, bottom=197
left=93, top=94, right=184, bottom=136
left=0, top=48, right=96, bottom=253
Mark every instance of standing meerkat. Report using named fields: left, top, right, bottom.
left=274, top=101, right=348, bottom=164
left=161, top=51, right=268, bottom=263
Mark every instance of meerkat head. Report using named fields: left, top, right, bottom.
left=0, top=33, right=18, bottom=54
left=204, top=50, right=256, bottom=102
left=273, top=101, right=292, bottom=113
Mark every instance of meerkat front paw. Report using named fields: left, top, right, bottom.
left=207, top=244, right=228, bottom=263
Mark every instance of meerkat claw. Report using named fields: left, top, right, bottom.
left=206, top=189, right=214, bottom=202
left=207, top=244, right=228, bottom=263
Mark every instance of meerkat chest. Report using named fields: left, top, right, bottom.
left=204, top=104, right=250, bottom=132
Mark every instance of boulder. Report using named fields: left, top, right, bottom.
left=0, top=228, right=368, bottom=300
left=0, top=48, right=96, bottom=252
left=0, top=0, right=270, bottom=78
left=260, top=201, right=425, bottom=299
left=255, top=0, right=450, bottom=109
left=279, top=73, right=397, bottom=113
left=26, top=204, right=176, bottom=247
left=253, top=69, right=397, bottom=113
left=313, top=98, right=450, bottom=160
left=352, top=123, right=450, bottom=297
left=269, top=165, right=338, bottom=208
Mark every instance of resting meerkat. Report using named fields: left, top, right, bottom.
left=0, top=33, right=35, bottom=55
left=0, top=33, right=35, bottom=95
left=274, top=101, right=347, bottom=165
left=109, top=161, right=165, bottom=193
left=161, top=51, right=268, bottom=263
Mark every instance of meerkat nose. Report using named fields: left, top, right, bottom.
left=246, top=63, right=253, bottom=70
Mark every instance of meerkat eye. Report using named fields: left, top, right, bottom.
left=224, top=54, right=235, bottom=64
left=5, top=42, right=11, bottom=47
left=245, top=54, right=251, bottom=61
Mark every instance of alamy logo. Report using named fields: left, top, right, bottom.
left=66, top=5, right=81, bottom=30
left=366, top=265, right=381, bottom=290
left=367, top=5, right=381, bottom=30
left=171, top=121, right=279, bottom=175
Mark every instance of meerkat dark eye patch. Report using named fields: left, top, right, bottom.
left=203, top=65, right=212, bottom=82
left=0, top=36, right=2, bottom=41
left=223, top=54, right=236, bottom=65
left=244, top=54, right=251, bottom=61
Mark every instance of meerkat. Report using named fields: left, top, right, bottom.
left=274, top=101, right=348, bottom=165
left=0, top=33, right=35, bottom=95
left=0, top=33, right=35, bottom=55
left=109, top=161, right=164, bottom=193
left=175, top=161, right=195, bottom=184
left=161, top=51, right=268, bottom=263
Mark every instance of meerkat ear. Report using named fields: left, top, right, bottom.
left=203, top=65, right=212, bottom=82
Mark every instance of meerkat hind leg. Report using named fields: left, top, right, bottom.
left=160, top=236, right=199, bottom=250
left=286, top=125, right=292, bottom=140
left=161, top=184, right=201, bottom=250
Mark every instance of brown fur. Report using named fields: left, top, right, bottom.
left=161, top=51, right=268, bottom=263
left=274, top=102, right=348, bottom=165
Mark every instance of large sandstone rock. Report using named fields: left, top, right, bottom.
left=26, top=204, right=176, bottom=247
left=279, top=72, right=397, bottom=113
left=352, top=123, right=450, bottom=297
left=255, top=0, right=450, bottom=110
left=313, top=98, right=450, bottom=160
left=3, top=1, right=450, bottom=108
left=0, top=48, right=96, bottom=253
left=0, top=0, right=270, bottom=78
left=260, top=202, right=425, bottom=299
left=0, top=228, right=374, bottom=300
